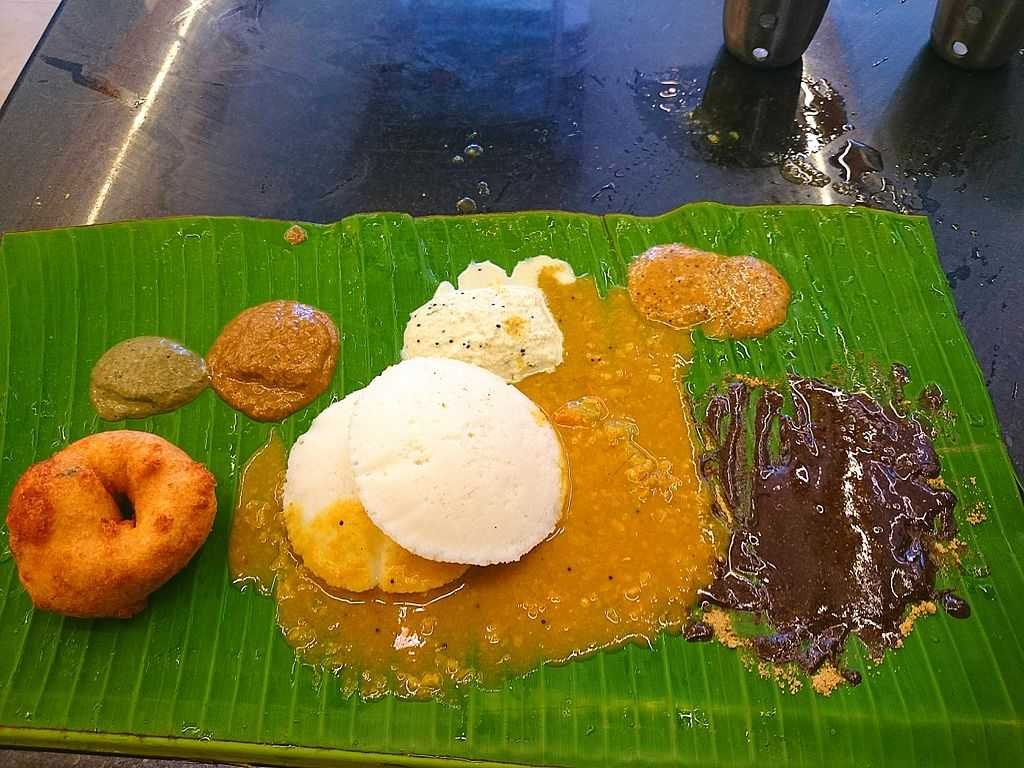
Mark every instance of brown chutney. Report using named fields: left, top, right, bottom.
left=207, top=300, right=339, bottom=422
left=699, top=376, right=965, bottom=679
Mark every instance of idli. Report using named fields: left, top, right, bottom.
left=349, top=357, right=567, bottom=566
left=282, top=393, right=468, bottom=593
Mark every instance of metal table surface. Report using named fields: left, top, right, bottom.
left=0, top=0, right=1021, bottom=765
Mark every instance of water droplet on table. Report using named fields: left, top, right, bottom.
left=831, top=139, right=883, bottom=182
left=779, top=157, right=831, bottom=187
left=590, top=182, right=616, bottom=201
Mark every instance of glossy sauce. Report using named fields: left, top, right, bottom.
left=227, top=430, right=287, bottom=594
left=229, top=275, right=721, bottom=699
left=699, top=377, right=964, bottom=676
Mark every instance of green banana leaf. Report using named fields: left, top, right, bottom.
left=0, top=203, right=1020, bottom=767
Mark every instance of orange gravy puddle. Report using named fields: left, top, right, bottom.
left=228, top=275, right=723, bottom=699
left=627, top=244, right=790, bottom=338
left=227, top=430, right=287, bottom=595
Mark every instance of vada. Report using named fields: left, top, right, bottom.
left=6, top=431, right=217, bottom=619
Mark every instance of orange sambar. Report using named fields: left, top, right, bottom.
left=229, top=274, right=722, bottom=699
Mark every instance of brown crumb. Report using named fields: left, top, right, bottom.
left=705, top=607, right=743, bottom=649
left=755, top=654, right=807, bottom=693
left=756, top=658, right=803, bottom=693
left=732, top=373, right=774, bottom=388
left=899, top=600, right=937, bottom=638
left=932, top=537, right=966, bottom=566
left=284, top=224, right=308, bottom=245
left=774, top=664, right=803, bottom=694
left=967, top=503, right=988, bottom=525
left=709, top=611, right=803, bottom=693
left=969, top=476, right=978, bottom=486
left=926, top=476, right=947, bottom=489
left=811, top=664, right=845, bottom=697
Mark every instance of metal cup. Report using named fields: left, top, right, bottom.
left=723, top=0, right=831, bottom=68
left=930, top=0, right=1024, bottom=69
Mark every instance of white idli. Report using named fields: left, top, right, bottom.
left=349, top=357, right=567, bottom=566
left=282, top=394, right=468, bottom=593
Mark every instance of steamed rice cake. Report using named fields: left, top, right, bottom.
left=349, top=357, right=567, bottom=566
left=282, top=394, right=468, bottom=592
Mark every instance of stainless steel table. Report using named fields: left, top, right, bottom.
left=0, top=0, right=1022, bottom=765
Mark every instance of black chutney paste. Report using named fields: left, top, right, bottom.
left=699, top=376, right=968, bottom=676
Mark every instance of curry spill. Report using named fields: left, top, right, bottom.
left=229, top=273, right=725, bottom=699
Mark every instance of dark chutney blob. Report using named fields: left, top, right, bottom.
left=919, top=383, right=946, bottom=411
left=698, top=376, right=967, bottom=675
left=684, top=621, right=714, bottom=642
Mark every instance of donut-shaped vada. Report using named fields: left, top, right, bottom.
left=6, top=431, right=217, bottom=619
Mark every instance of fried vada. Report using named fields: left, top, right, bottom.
left=6, top=431, right=217, bottom=619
